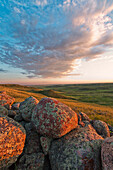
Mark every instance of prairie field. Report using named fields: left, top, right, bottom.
left=0, top=83, right=113, bottom=126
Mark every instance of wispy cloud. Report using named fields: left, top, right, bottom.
left=0, top=0, right=113, bottom=78
left=0, top=68, right=8, bottom=73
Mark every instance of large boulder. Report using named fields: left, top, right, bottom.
left=49, top=121, right=103, bottom=170
left=101, top=136, right=113, bottom=170
left=19, top=96, right=39, bottom=122
left=0, top=115, right=26, bottom=169
left=0, top=92, right=15, bottom=107
left=32, top=97, right=78, bottom=138
left=92, top=120, right=110, bottom=138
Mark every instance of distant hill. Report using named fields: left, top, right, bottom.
left=38, top=89, right=72, bottom=99
left=0, top=83, right=113, bottom=126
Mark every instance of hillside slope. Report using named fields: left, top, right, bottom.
left=0, top=84, right=113, bottom=126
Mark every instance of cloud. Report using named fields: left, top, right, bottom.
left=0, top=0, right=113, bottom=78
left=0, top=69, right=8, bottom=73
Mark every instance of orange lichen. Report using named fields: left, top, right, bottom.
left=0, top=116, right=26, bottom=166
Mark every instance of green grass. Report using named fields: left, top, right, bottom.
left=0, top=83, right=113, bottom=126
left=34, top=83, right=113, bottom=106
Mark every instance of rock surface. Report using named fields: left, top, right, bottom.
left=40, top=136, right=52, bottom=155
left=101, top=136, right=113, bottom=170
left=0, top=105, right=8, bottom=116
left=17, top=153, right=45, bottom=170
left=92, top=120, right=110, bottom=138
left=32, top=97, right=78, bottom=138
left=49, top=121, right=103, bottom=170
left=79, top=112, right=91, bottom=122
left=8, top=110, right=16, bottom=118
left=15, top=122, right=44, bottom=170
left=0, top=115, right=26, bottom=169
left=0, top=92, right=15, bottom=107
left=19, top=96, right=39, bottom=122
left=12, top=102, right=20, bottom=110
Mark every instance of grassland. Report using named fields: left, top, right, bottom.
left=35, top=83, right=113, bottom=106
left=0, top=83, right=113, bottom=126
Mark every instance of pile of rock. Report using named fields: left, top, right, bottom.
left=0, top=92, right=113, bottom=170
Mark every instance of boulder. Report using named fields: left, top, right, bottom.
left=0, top=91, right=6, bottom=94
left=101, top=136, right=113, bottom=170
left=79, top=112, right=91, bottom=122
left=16, top=153, right=45, bottom=170
left=40, top=136, right=52, bottom=155
left=12, top=102, right=20, bottom=110
left=24, top=123, right=42, bottom=154
left=0, top=105, right=8, bottom=116
left=0, top=93, right=15, bottom=107
left=14, top=113, right=23, bottom=122
left=8, top=110, right=16, bottom=118
left=16, top=123, right=44, bottom=170
left=92, top=120, right=110, bottom=138
left=19, top=96, right=39, bottom=122
left=0, top=115, right=26, bottom=169
left=32, top=97, right=78, bottom=138
left=49, top=121, right=103, bottom=170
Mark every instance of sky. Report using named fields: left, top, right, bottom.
left=0, top=0, right=113, bottom=85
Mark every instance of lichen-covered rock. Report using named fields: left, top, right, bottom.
left=32, top=97, right=78, bottom=138
left=0, top=105, right=8, bottom=116
left=101, top=136, right=113, bottom=170
left=19, top=96, right=39, bottom=122
left=16, top=153, right=45, bottom=170
left=0, top=93, right=15, bottom=107
left=8, top=110, right=16, bottom=118
left=79, top=112, right=91, bottom=122
left=40, top=136, right=52, bottom=155
left=92, top=120, right=110, bottom=138
left=49, top=121, right=103, bottom=170
left=24, top=123, right=42, bottom=154
left=0, top=115, right=26, bottom=169
left=16, top=123, right=43, bottom=170
left=14, top=113, right=23, bottom=122
left=12, top=102, right=20, bottom=110
left=0, top=91, right=6, bottom=94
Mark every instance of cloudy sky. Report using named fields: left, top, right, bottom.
left=0, top=0, right=113, bottom=84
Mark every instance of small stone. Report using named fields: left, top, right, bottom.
left=14, top=114, right=23, bottom=122
left=0, top=105, right=8, bottom=116
left=8, top=110, right=16, bottom=118
left=19, top=96, right=39, bottom=122
left=92, top=120, right=110, bottom=138
left=12, top=102, right=20, bottom=110
left=79, top=112, right=91, bottom=122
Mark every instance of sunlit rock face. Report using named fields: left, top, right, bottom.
left=0, top=92, right=15, bottom=107
left=0, top=115, right=26, bottom=169
left=32, top=97, right=78, bottom=138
